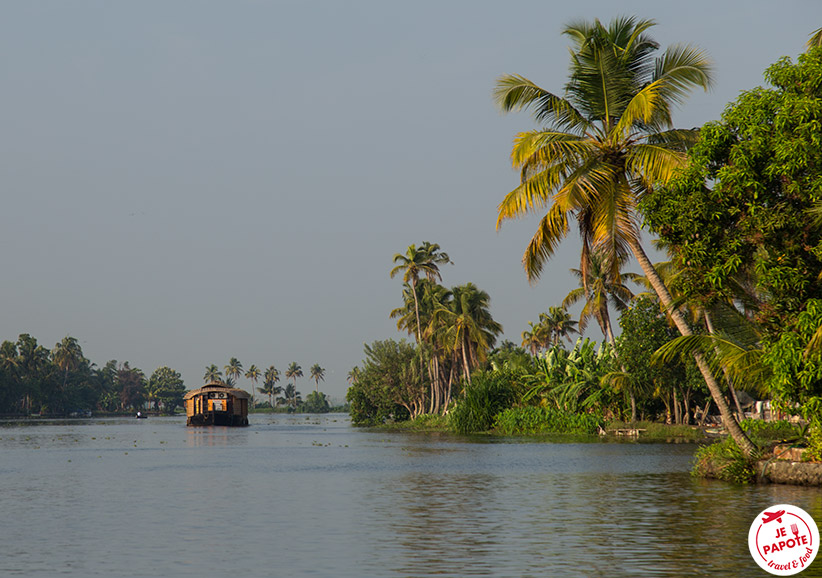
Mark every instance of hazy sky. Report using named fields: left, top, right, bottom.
left=1, top=1, right=818, bottom=400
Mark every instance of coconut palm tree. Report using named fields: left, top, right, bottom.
left=52, top=336, right=84, bottom=395
left=309, top=364, right=325, bottom=392
left=390, top=242, right=451, bottom=346
left=245, top=364, right=261, bottom=407
left=540, top=306, right=579, bottom=346
left=285, top=362, right=303, bottom=389
left=203, top=364, right=222, bottom=383
left=494, top=16, right=755, bottom=456
left=563, top=251, right=637, bottom=344
left=262, top=365, right=281, bottom=407
left=435, top=283, right=503, bottom=385
left=224, top=358, right=243, bottom=385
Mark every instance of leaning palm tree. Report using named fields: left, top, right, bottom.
left=494, top=16, right=754, bottom=456
left=309, top=364, right=325, bottom=392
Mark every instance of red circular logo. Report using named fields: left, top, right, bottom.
left=749, top=504, right=819, bottom=575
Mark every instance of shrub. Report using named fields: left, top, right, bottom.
left=693, top=437, right=758, bottom=483
left=493, top=406, right=604, bottom=435
left=449, top=371, right=518, bottom=434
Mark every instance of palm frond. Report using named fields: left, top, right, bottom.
left=494, top=74, right=587, bottom=130
left=522, top=205, right=570, bottom=281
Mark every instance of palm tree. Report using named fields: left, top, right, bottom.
left=540, top=306, right=579, bottom=346
left=203, top=364, right=222, bottom=383
left=262, top=365, right=281, bottom=407
left=494, top=16, right=754, bottom=456
left=245, top=364, right=261, bottom=407
left=52, top=336, right=84, bottom=396
left=436, top=283, right=503, bottom=385
left=390, top=242, right=451, bottom=346
left=285, top=362, right=303, bottom=389
left=309, top=364, right=325, bottom=392
left=563, top=251, right=637, bottom=344
left=224, top=357, right=243, bottom=385
left=521, top=321, right=548, bottom=355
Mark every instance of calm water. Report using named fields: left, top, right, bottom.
left=1, top=415, right=820, bottom=577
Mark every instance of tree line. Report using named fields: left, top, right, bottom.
left=0, top=335, right=185, bottom=415
left=201, top=358, right=331, bottom=413
left=0, top=335, right=333, bottom=415
left=347, top=17, right=822, bottom=464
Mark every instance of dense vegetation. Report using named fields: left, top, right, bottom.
left=347, top=19, right=822, bottom=470
left=0, top=335, right=334, bottom=415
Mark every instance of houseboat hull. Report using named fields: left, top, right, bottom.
left=187, top=412, right=249, bottom=427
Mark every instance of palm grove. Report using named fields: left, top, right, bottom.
left=0, top=333, right=331, bottom=415
left=347, top=17, right=822, bottom=464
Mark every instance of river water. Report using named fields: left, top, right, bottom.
left=1, top=415, right=820, bottom=577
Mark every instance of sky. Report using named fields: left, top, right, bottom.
left=0, top=1, right=818, bottom=401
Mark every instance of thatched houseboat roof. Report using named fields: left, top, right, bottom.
left=183, top=381, right=251, bottom=401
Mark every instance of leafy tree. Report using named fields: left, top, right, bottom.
left=117, top=362, right=146, bottom=412
left=346, top=339, right=421, bottom=425
left=301, top=391, right=330, bottom=413
left=147, top=366, right=186, bottom=413
left=494, top=16, right=755, bottom=456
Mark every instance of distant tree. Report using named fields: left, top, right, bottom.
left=148, top=366, right=186, bottom=414
left=117, top=362, right=146, bottom=412
left=260, top=365, right=281, bottom=408
left=285, top=362, right=302, bottom=388
left=203, top=364, right=222, bottom=383
left=245, top=364, right=261, bottom=406
left=309, top=364, right=325, bottom=392
left=301, top=391, right=330, bottom=413
left=225, top=358, right=243, bottom=385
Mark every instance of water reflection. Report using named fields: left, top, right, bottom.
left=1, top=416, right=821, bottom=577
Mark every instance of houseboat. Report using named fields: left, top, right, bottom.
left=184, top=382, right=250, bottom=426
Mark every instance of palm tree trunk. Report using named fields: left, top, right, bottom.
left=703, top=311, right=747, bottom=422
left=628, top=239, right=757, bottom=457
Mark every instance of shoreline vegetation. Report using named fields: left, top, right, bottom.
left=347, top=18, right=822, bottom=487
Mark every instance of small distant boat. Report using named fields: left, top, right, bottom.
left=136, top=412, right=147, bottom=419
left=183, top=382, right=250, bottom=427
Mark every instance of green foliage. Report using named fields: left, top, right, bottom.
left=644, top=48, right=822, bottom=334
left=449, top=370, right=519, bottom=434
left=740, top=418, right=802, bottom=446
left=693, top=437, right=757, bottom=484
left=524, top=339, right=616, bottom=415
left=346, top=339, right=419, bottom=426
left=300, top=391, right=330, bottom=414
left=493, top=406, right=603, bottom=435
left=147, top=366, right=186, bottom=413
